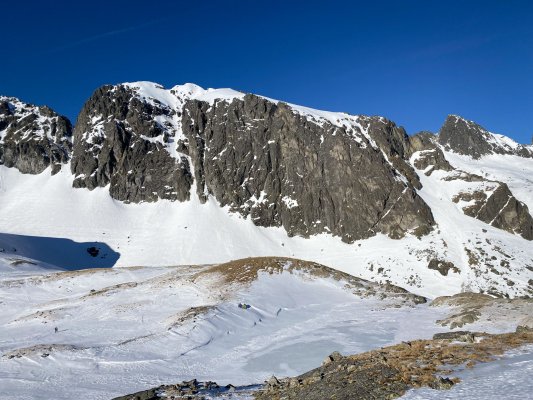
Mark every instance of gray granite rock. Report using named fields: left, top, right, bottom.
left=453, top=183, right=533, bottom=240
left=70, top=85, right=192, bottom=203
left=0, top=96, right=72, bottom=174
left=182, top=94, right=434, bottom=242
left=438, top=115, right=533, bottom=159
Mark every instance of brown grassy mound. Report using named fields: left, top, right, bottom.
left=112, top=329, right=533, bottom=400
left=192, top=257, right=426, bottom=305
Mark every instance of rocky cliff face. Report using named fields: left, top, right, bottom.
left=183, top=95, right=433, bottom=241
left=451, top=178, right=533, bottom=241
left=70, top=84, right=193, bottom=202
left=0, top=96, right=72, bottom=174
left=2, top=84, right=533, bottom=246
left=438, top=115, right=533, bottom=159
left=69, top=83, right=434, bottom=242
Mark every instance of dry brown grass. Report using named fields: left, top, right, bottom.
left=165, top=305, right=216, bottom=329
left=256, top=329, right=533, bottom=400
left=192, top=257, right=425, bottom=307
left=192, top=257, right=316, bottom=285
left=351, top=329, right=533, bottom=389
left=80, top=281, right=138, bottom=299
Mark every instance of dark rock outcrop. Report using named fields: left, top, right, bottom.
left=432, top=331, right=475, bottom=342
left=409, top=132, right=533, bottom=241
left=111, top=380, right=257, bottom=400
left=408, top=131, right=438, bottom=153
left=182, top=94, right=434, bottom=241
left=357, top=116, right=422, bottom=189
left=69, top=85, right=435, bottom=242
left=452, top=182, right=533, bottom=240
left=428, top=258, right=459, bottom=276
left=438, top=115, right=533, bottom=159
left=412, top=148, right=453, bottom=175
left=0, top=96, right=72, bottom=174
left=70, top=85, right=192, bottom=202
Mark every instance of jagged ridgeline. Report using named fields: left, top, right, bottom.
left=5, top=84, right=437, bottom=242
left=1, top=83, right=533, bottom=245
left=0, top=97, right=72, bottom=174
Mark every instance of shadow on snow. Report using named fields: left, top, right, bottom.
left=0, top=232, right=120, bottom=270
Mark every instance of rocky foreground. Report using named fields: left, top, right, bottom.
left=114, top=327, right=533, bottom=400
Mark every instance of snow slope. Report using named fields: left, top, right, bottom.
left=410, top=152, right=533, bottom=297
left=0, top=259, right=496, bottom=400
left=0, top=81, right=532, bottom=299
left=1, top=152, right=532, bottom=298
left=0, top=165, right=470, bottom=298
left=1, top=259, right=529, bottom=400
left=443, top=151, right=533, bottom=211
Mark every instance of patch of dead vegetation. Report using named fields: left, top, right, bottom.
left=256, top=329, right=533, bottom=400
left=3, top=343, right=86, bottom=359
left=10, top=308, right=65, bottom=324
left=432, top=292, right=533, bottom=329
left=165, top=305, right=217, bottom=330
left=80, top=281, right=138, bottom=299
left=4, top=266, right=152, bottom=288
left=193, top=257, right=426, bottom=306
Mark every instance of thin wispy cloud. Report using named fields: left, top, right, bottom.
left=47, top=17, right=171, bottom=53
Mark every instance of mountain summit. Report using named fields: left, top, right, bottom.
left=0, top=82, right=532, bottom=299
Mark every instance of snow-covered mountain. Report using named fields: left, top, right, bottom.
left=0, top=82, right=532, bottom=299
left=0, top=96, right=72, bottom=174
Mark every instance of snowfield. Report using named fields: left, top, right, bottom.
left=0, top=258, right=528, bottom=400
left=1, top=81, right=532, bottom=399
left=0, top=157, right=531, bottom=299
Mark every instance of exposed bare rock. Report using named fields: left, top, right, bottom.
left=438, top=115, right=533, bottom=159
left=452, top=182, right=533, bottom=240
left=433, top=331, right=475, bottom=343
left=182, top=95, right=434, bottom=242
left=427, top=258, right=459, bottom=276
left=432, top=292, right=533, bottom=329
left=254, top=330, right=533, bottom=400
left=70, top=85, right=192, bottom=202
left=412, top=148, right=454, bottom=175
left=67, top=83, right=436, bottom=241
left=0, top=96, right=72, bottom=174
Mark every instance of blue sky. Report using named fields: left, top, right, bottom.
left=1, top=0, right=532, bottom=143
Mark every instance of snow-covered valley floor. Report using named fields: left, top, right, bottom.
left=0, top=258, right=530, bottom=400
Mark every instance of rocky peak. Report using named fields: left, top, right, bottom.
left=0, top=96, right=72, bottom=174
left=70, top=83, right=194, bottom=202
left=182, top=92, right=435, bottom=242
left=68, top=82, right=435, bottom=242
left=438, top=114, right=533, bottom=159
